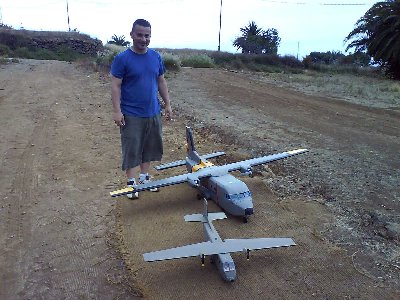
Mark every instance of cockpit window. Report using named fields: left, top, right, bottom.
left=226, top=190, right=251, bottom=201
left=223, top=262, right=235, bottom=272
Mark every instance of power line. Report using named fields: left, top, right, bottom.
left=261, top=0, right=374, bottom=5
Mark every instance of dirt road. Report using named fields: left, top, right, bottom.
left=0, top=60, right=399, bottom=299
left=0, top=60, right=139, bottom=299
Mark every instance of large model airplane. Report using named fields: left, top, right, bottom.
left=143, top=199, right=296, bottom=282
left=110, top=127, right=308, bottom=222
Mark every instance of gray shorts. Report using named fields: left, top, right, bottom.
left=120, top=114, right=163, bottom=170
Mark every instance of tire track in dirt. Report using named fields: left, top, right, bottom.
left=0, top=61, right=53, bottom=296
left=0, top=60, right=138, bottom=299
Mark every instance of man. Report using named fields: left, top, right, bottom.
left=111, top=19, right=172, bottom=199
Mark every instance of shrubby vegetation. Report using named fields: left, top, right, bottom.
left=0, top=21, right=396, bottom=81
left=0, top=24, right=96, bottom=62
left=159, top=52, right=181, bottom=71
left=345, top=0, right=400, bottom=79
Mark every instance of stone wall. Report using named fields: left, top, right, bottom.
left=0, top=29, right=103, bottom=56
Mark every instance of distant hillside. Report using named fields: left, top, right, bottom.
left=0, top=28, right=103, bottom=56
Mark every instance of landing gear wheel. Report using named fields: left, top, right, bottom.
left=243, top=216, right=248, bottom=223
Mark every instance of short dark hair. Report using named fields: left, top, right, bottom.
left=132, top=19, right=151, bottom=31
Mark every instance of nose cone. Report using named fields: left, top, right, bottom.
left=245, top=208, right=254, bottom=215
left=225, top=273, right=236, bottom=282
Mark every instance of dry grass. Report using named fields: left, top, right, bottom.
left=104, top=43, right=126, bottom=53
left=259, top=71, right=400, bottom=109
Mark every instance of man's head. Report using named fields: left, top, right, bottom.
left=130, top=19, right=151, bottom=54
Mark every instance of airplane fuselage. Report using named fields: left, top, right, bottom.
left=201, top=175, right=254, bottom=217
left=186, top=154, right=254, bottom=218
left=203, top=217, right=236, bottom=281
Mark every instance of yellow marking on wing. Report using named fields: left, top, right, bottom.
left=192, top=160, right=214, bottom=172
left=110, top=187, right=135, bottom=197
left=287, top=149, right=307, bottom=155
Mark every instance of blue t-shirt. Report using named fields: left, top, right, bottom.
left=111, top=48, right=165, bottom=117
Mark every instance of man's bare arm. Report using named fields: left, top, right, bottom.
left=111, top=76, right=125, bottom=126
left=158, top=74, right=173, bottom=120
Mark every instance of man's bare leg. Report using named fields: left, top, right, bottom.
left=125, top=162, right=151, bottom=180
left=126, top=166, right=140, bottom=199
left=139, top=162, right=151, bottom=175
left=126, top=165, right=140, bottom=180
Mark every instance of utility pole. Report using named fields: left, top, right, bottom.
left=297, top=41, right=300, bottom=60
left=218, top=0, right=222, bottom=51
left=66, top=0, right=71, bottom=31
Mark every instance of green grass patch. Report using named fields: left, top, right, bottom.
left=1, top=44, right=85, bottom=62
left=160, top=52, right=181, bottom=71
left=181, top=54, right=215, bottom=68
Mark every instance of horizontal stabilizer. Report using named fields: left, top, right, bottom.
left=200, top=151, right=225, bottom=160
left=184, top=212, right=227, bottom=223
left=155, top=152, right=225, bottom=171
left=184, top=214, right=206, bottom=223
left=143, top=238, right=295, bottom=262
left=155, top=159, right=186, bottom=171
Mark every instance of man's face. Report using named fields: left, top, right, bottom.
left=130, top=25, right=151, bottom=53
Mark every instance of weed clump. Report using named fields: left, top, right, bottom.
left=181, top=54, right=215, bottom=68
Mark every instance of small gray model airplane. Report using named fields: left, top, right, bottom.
left=110, top=126, right=308, bottom=222
left=143, top=199, right=296, bottom=282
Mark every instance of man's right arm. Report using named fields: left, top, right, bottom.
left=111, top=75, right=125, bottom=126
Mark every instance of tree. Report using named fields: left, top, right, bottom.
left=108, top=34, right=130, bottom=47
left=345, top=0, right=400, bottom=79
left=233, top=21, right=280, bottom=54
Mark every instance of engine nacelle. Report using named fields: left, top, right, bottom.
left=187, top=175, right=200, bottom=187
left=239, top=165, right=252, bottom=177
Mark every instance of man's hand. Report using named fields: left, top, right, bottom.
left=164, top=104, right=173, bottom=121
left=113, top=111, right=125, bottom=126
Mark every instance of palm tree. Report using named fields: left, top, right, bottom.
left=108, top=34, right=130, bottom=47
left=345, top=0, right=400, bottom=79
left=233, top=21, right=280, bottom=54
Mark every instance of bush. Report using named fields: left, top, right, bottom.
left=280, top=55, right=304, bottom=68
left=209, top=52, right=236, bottom=64
left=0, top=43, right=10, bottom=55
left=0, top=32, right=31, bottom=50
left=181, top=54, right=215, bottom=68
left=96, top=51, right=117, bottom=66
left=34, top=48, right=59, bottom=60
left=55, top=45, right=83, bottom=61
left=161, top=52, right=181, bottom=71
left=13, top=47, right=34, bottom=58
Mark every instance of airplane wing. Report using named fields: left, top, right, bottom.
left=110, top=173, right=191, bottom=197
left=222, top=237, right=296, bottom=251
left=221, top=148, right=308, bottom=173
left=143, top=238, right=295, bottom=262
left=110, top=149, right=308, bottom=197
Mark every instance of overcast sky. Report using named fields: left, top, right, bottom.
left=1, top=0, right=378, bottom=58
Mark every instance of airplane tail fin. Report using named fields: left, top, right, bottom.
left=186, top=126, right=196, bottom=153
left=186, top=126, right=201, bottom=163
left=154, top=127, right=224, bottom=171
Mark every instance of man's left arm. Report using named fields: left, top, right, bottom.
left=158, top=75, right=173, bottom=120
